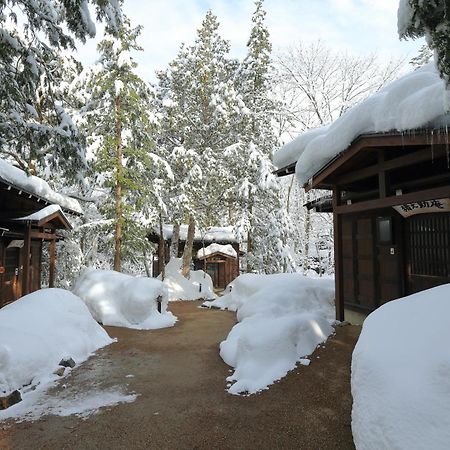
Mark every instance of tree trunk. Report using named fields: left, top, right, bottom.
left=170, top=223, right=180, bottom=259
left=143, top=250, right=151, bottom=277
left=181, top=215, right=195, bottom=277
left=113, top=94, right=123, bottom=272
left=246, top=229, right=253, bottom=273
left=246, top=196, right=253, bottom=273
left=158, top=212, right=166, bottom=280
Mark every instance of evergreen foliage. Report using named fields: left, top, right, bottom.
left=75, top=18, right=170, bottom=271
left=0, top=0, right=122, bottom=178
left=399, top=0, right=450, bottom=85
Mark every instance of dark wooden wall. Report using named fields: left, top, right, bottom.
left=340, top=209, right=450, bottom=314
left=341, top=209, right=404, bottom=313
left=0, top=238, right=42, bottom=308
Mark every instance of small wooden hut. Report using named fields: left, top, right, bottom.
left=0, top=160, right=82, bottom=307
left=149, top=225, right=241, bottom=289
left=195, top=243, right=239, bottom=289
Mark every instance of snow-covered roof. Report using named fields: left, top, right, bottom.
left=13, top=204, right=72, bottom=229
left=158, top=225, right=239, bottom=243
left=273, top=63, right=450, bottom=185
left=197, top=243, right=237, bottom=259
left=0, top=159, right=82, bottom=214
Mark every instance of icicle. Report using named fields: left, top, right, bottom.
left=446, top=125, right=450, bottom=169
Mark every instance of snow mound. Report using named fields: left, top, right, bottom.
left=273, top=62, right=450, bottom=185
left=73, top=268, right=176, bottom=329
left=204, top=273, right=335, bottom=394
left=0, top=289, right=113, bottom=397
left=352, top=284, right=450, bottom=450
left=162, top=258, right=216, bottom=301
left=197, top=243, right=237, bottom=259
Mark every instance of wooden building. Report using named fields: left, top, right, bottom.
left=0, top=161, right=81, bottom=308
left=149, top=225, right=241, bottom=289
left=276, top=131, right=450, bottom=322
left=195, top=244, right=239, bottom=289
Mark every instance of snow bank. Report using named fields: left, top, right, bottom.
left=160, top=224, right=238, bottom=243
left=73, top=268, right=176, bottom=329
left=204, top=273, right=335, bottom=394
left=0, top=289, right=113, bottom=397
left=197, top=243, right=237, bottom=259
left=352, top=284, right=450, bottom=450
left=273, top=63, right=450, bottom=185
left=162, top=258, right=216, bottom=301
left=0, top=158, right=82, bottom=213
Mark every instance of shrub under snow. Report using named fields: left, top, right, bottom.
left=352, top=284, right=450, bottom=450
left=204, top=273, right=335, bottom=394
left=73, top=268, right=176, bottom=329
left=162, top=258, right=216, bottom=301
left=0, top=288, right=113, bottom=397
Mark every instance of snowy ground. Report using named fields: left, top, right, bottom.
left=0, top=288, right=122, bottom=420
left=73, top=268, right=177, bottom=329
left=1, top=381, right=137, bottom=422
left=204, top=273, right=335, bottom=394
left=162, top=258, right=216, bottom=301
left=352, top=283, right=450, bottom=450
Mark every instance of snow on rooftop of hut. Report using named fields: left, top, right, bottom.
left=161, top=225, right=239, bottom=243
left=0, top=159, right=82, bottom=214
left=14, top=204, right=68, bottom=222
left=197, top=243, right=237, bottom=259
left=273, top=62, right=450, bottom=186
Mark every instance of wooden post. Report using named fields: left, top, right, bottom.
left=49, top=231, right=56, bottom=288
left=332, top=188, right=345, bottom=322
left=22, top=221, right=31, bottom=296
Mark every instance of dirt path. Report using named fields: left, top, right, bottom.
left=1, top=301, right=360, bottom=450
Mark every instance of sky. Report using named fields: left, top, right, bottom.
left=79, top=0, right=424, bottom=82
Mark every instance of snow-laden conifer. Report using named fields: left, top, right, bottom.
left=75, top=17, right=170, bottom=272
left=0, top=0, right=121, bottom=179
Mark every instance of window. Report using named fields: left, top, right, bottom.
left=377, top=217, right=393, bottom=244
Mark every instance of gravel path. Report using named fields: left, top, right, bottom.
left=1, top=301, right=360, bottom=450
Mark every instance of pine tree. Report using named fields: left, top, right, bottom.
left=156, top=10, right=244, bottom=275
left=231, top=0, right=294, bottom=273
left=78, top=18, right=170, bottom=272
left=399, top=0, right=450, bottom=85
left=0, top=0, right=121, bottom=179
left=410, top=43, right=433, bottom=69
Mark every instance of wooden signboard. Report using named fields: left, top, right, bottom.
left=393, top=198, right=450, bottom=218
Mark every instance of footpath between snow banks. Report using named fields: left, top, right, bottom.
left=1, top=301, right=359, bottom=450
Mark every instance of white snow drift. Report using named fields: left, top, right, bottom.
left=0, top=289, right=113, bottom=398
left=162, top=258, right=216, bottom=301
left=273, top=62, right=450, bottom=185
left=352, top=284, right=450, bottom=450
left=73, top=268, right=176, bottom=329
left=204, top=273, right=335, bottom=394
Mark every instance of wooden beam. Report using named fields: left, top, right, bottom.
left=22, top=221, right=31, bottom=296
left=333, top=188, right=345, bottom=322
left=49, top=231, right=56, bottom=288
left=333, top=146, right=445, bottom=186
left=335, top=185, right=450, bottom=214
left=30, top=231, right=58, bottom=240
left=308, top=132, right=450, bottom=189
